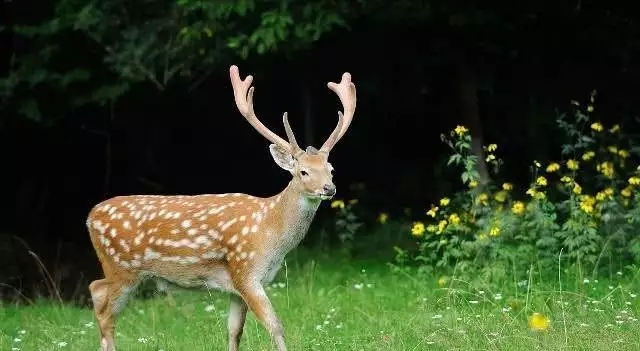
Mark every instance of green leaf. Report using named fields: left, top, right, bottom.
left=91, top=83, right=130, bottom=105
left=19, top=99, right=42, bottom=122
left=59, top=69, right=91, bottom=87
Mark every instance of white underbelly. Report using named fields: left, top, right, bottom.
left=144, top=266, right=236, bottom=293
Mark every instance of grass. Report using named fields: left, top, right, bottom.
left=3, top=249, right=640, bottom=350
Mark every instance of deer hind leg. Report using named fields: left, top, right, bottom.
left=227, top=294, right=248, bottom=351
left=236, top=282, right=287, bottom=351
left=89, top=277, right=138, bottom=351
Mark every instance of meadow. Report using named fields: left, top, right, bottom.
left=3, top=248, right=640, bottom=351
left=6, top=100, right=640, bottom=350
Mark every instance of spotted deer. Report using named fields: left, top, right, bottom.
left=86, top=65, right=357, bottom=351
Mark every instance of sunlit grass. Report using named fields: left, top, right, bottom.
left=3, top=251, right=640, bottom=350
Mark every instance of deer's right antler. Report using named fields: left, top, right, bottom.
left=230, top=65, right=303, bottom=156
left=320, top=72, right=357, bottom=153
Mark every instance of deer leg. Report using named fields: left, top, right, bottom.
left=89, top=277, right=138, bottom=351
left=237, top=282, right=287, bottom=351
left=227, top=294, right=248, bottom=351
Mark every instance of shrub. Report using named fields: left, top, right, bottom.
left=396, top=92, right=640, bottom=278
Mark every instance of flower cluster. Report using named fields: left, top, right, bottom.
left=400, top=94, right=640, bottom=271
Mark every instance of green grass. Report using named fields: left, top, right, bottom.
left=3, top=250, right=640, bottom=350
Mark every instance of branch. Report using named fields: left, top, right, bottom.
left=85, top=31, right=165, bottom=91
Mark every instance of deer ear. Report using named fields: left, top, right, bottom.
left=269, top=144, right=296, bottom=171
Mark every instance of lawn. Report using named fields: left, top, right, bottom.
left=3, top=250, right=640, bottom=351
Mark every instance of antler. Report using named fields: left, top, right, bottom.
left=229, top=65, right=303, bottom=155
left=320, top=72, right=357, bottom=153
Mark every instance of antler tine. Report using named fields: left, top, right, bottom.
left=320, top=72, right=357, bottom=153
left=283, top=112, right=304, bottom=156
left=229, top=65, right=292, bottom=152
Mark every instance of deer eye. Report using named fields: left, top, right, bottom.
left=300, top=170, right=309, bottom=176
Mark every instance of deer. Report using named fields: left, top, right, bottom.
left=86, top=64, right=357, bottom=351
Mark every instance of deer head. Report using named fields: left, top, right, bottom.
left=229, top=65, right=357, bottom=201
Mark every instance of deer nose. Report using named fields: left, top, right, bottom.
left=323, top=184, right=336, bottom=196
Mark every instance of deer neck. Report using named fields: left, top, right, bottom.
left=266, top=179, right=322, bottom=252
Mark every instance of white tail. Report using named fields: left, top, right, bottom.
left=86, top=65, right=357, bottom=351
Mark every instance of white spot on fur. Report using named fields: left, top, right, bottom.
left=110, top=228, right=117, bottom=238
left=241, top=227, right=249, bottom=235
left=228, top=235, right=238, bottom=245
left=221, top=218, right=237, bottom=231
left=119, top=239, right=130, bottom=253
left=182, top=220, right=192, bottom=228
left=143, top=247, right=161, bottom=261
left=251, top=225, right=258, bottom=233
left=123, top=221, right=131, bottom=230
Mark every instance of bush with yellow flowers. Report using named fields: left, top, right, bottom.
left=398, top=91, right=640, bottom=276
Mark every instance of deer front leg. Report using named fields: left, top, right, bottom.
left=236, top=282, right=287, bottom=351
left=227, top=294, right=248, bottom=351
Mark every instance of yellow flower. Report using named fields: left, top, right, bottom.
left=596, top=188, right=614, bottom=201
left=494, top=190, right=507, bottom=203
left=580, top=195, right=596, bottom=214
left=477, top=193, right=489, bottom=205
left=468, top=180, right=478, bottom=188
left=448, top=213, right=460, bottom=225
left=427, top=205, right=439, bottom=218
left=477, top=233, right=488, bottom=240
left=608, top=146, right=618, bottom=154
left=489, top=226, right=501, bottom=237
left=587, top=105, right=594, bottom=113
left=378, top=213, right=388, bottom=224
left=610, top=124, right=621, bottom=133
left=618, top=149, right=630, bottom=158
left=502, top=183, right=513, bottom=191
left=436, top=220, right=448, bottom=234
left=582, top=151, right=595, bottom=161
left=573, top=183, right=582, bottom=195
left=487, top=144, right=498, bottom=152
left=427, top=224, right=437, bottom=232
left=536, top=176, right=548, bottom=186
left=437, top=276, right=449, bottom=287
left=486, top=154, right=496, bottom=162
left=629, top=177, right=640, bottom=185
left=331, top=200, right=345, bottom=209
left=528, top=312, right=551, bottom=331
left=526, top=188, right=537, bottom=197
left=454, top=125, right=469, bottom=136
left=411, top=222, right=425, bottom=236
left=546, top=163, right=561, bottom=173
left=591, top=122, right=603, bottom=132
left=567, top=159, right=580, bottom=171
left=597, top=161, right=615, bottom=178
left=560, top=176, right=573, bottom=183
left=440, top=197, right=451, bottom=206
left=535, top=191, right=546, bottom=200
left=512, top=201, right=525, bottom=215
left=348, top=199, right=358, bottom=205
left=622, top=187, right=633, bottom=197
